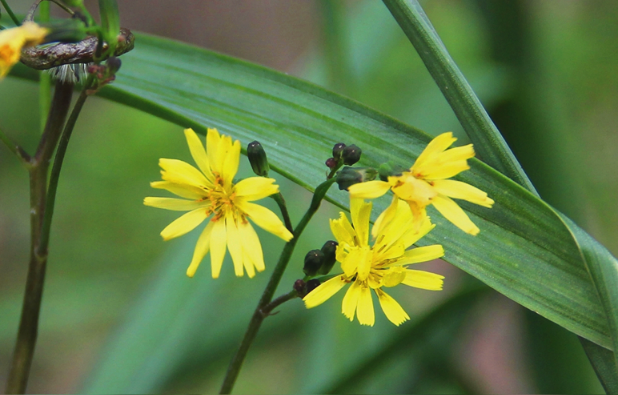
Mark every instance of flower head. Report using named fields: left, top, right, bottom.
left=145, top=128, right=293, bottom=278
left=303, top=198, right=444, bottom=326
left=0, top=22, right=48, bottom=80
left=348, top=132, right=494, bottom=235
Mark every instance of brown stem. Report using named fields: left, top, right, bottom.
left=5, top=81, right=73, bottom=394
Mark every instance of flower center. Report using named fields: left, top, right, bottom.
left=204, top=173, right=238, bottom=221
left=0, top=45, right=16, bottom=63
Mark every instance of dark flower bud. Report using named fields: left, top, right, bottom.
left=332, top=143, right=346, bottom=160
left=318, top=240, right=338, bottom=275
left=325, top=157, right=337, bottom=169
left=378, top=161, right=405, bottom=181
left=293, top=279, right=306, bottom=296
left=247, top=141, right=270, bottom=177
left=342, top=144, right=362, bottom=165
left=105, top=57, right=122, bottom=74
left=306, top=279, right=321, bottom=294
left=303, top=249, right=324, bottom=277
left=335, top=166, right=378, bottom=191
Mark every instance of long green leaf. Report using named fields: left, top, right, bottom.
left=381, top=0, right=618, bottom=386
left=10, top=33, right=615, bottom=350
left=381, top=0, right=535, bottom=193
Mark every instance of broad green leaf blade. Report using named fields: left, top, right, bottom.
left=382, top=0, right=618, bottom=385
left=381, top=0, right=536, bottom=193
left=10, top=33, right=615, bottom=349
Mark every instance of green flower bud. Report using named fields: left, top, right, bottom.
left=318, top=240, right=338, bottom=275
left=303, top=249, right=324, bottom=277
left=378, top=161, right=405, bottom=181
left=247, top=141, right=270, bottom=177
left=342, top=144, right=361, bottom=165
left=335, top=166, right=378, bottom=191
left=332, top=143, right=346, bottom=160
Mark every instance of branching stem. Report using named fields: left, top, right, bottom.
left=220, top=177, right=337, bottom=394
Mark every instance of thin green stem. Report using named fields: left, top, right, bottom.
left=261, top=290, right=299, bottom=316
left=0, top=126, right=18, bottom=156
left=38, top=89, right=89, bottom=255
left=6, top=81, right=74, bottom=395
left=220, top=177, right=337, bottom=394
left=271, top=192, right=293, bottom=234
left=0, top=0, right=20, bottom=25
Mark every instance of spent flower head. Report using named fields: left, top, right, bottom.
left=303, top=198, right=444, bottom=326
left=348, top=132, right=494, bottom=235
left=0, top=22, right=49, bottom=80
left=145, top=128, right=293, bottom=278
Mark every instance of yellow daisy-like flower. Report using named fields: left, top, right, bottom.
left=348, top=132, right=494, bottom=235
left=303, top=198, right=445, bottom=326
left=145, top=128, right=293, bottom=278
left=0, top=22, right=48, bottom=80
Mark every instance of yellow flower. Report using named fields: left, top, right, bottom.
left=348, top=132, right=494, bottom=235
left=303, top=198, right=444, bottom=326
left=145, top=128, right=293, bottom=278
left=0, top=22, right=48, bottom=80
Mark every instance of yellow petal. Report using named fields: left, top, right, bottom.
left=222, top=139, right=241, bottom=183
left=160, top=209, right=207, bottom=241
left=351, top=198, right=372, bottom=246
left=357, top=285, right=375, bottom=326
left=330, top=213, right=356, bottom=247
left=303, top=275, right=347, bottom=308
left=239, top=221, right=265, bottom=273
left=402, top=270, right=444, bottom=290
left=239, top=201, right=293, bottom=241
left=206, top=128, right=221, bottom=172
left=381, top=266, right=407, bottom=287
left=372, top=196, right=399, bottom=239
left=159, top=158, right=210, bottom=188
left=376, top=289, right=410, bottom=326
left=210, top=219, right=227, bottom=278
left=400, top=214, right=434, bottom=248
left=226, top=212, right=245, bottom=277
left=0, top=22, right=48, bottom=79
left=234, top=177, right=279, bottom=201
left=150, top=181, right=204, bottom=200
left=342, top=280, right=362, bottom=321
left=412, top=132, right=456, bottom=171
left=144, top=197, right=206, bottom=211
left=348, top=180, right=391, bottom=199
left=438, top=144, right=475, bottom=163
left=390, top=175, right=436, bottom=204
left=340, top=248, right=360, bottom=278
left=186, top=221, right=215, bottom=277
left=356, top=247, right=372, bottom=282
left=431, top=180, right=494, bottom=207
left=395, top=245, right=444, bottom=265
left=184, top=128, right=215, bottom=182
left=431, top=195, right=480, bottom=235
left=421, top=160, right=470, bottom=180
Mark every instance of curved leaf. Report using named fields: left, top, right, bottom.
left=10, top=33, right=614, bottom=349
left=380, top=0, right=618, bottom=384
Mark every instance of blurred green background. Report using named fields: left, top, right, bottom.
left=1, top=0, right=617, bottom=393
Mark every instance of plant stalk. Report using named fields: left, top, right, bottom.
left=0, top=0, right=20, bottom=25
left=5, top=81, right=74, bottom=394
left=219, top=177, right=336, bottom=394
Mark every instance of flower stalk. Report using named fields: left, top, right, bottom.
left=219, top=177, right=336, bottom=394
left=6, top=80, right=74, bottom=394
